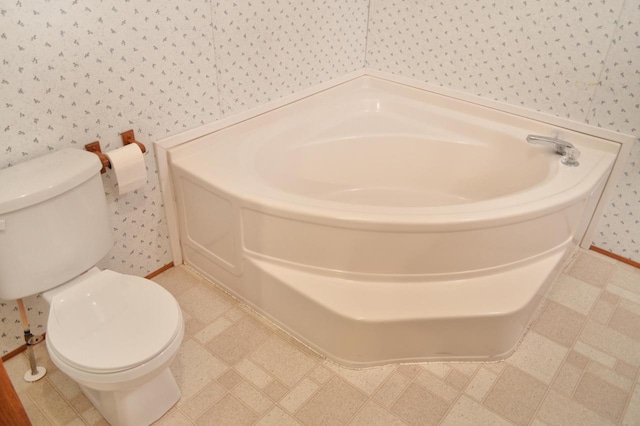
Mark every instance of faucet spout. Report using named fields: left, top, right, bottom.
left=526, top=135, right=574, bottom=155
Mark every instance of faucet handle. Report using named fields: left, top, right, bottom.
left=561, top=147, right=580, bottom=167
left=526, top=134, right=574, bottom=155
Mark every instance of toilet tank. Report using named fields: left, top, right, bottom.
left=0, top=149, right=113, bottom=300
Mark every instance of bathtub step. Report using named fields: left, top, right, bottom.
left=249, top=250, right=564, bottom=321
left=241, top=249, right=567, bottom=366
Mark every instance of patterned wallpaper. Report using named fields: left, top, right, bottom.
left=213, top=0, right=368, bottom=115
left=0, top=0, right=221, bottom=355
left=587, top=2, right=640, bottom=261
left=367, top=0, right=640, bottom=262
left=0, top=0, right=637, bottom=356
left=0, top=0, right=368, bottom=355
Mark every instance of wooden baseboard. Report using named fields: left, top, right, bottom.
left=1, top=263, right=176, bottom=362
left=1, top=345, right=27, bottom=363
left=590, top=245, right=640, bottom=269
left=145, top=262, right=175, bottom=279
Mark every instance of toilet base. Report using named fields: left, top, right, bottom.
left=80, top=367, right=180, bottom=426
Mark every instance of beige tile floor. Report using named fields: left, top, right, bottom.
left=5, top=249, right=640, bottom=425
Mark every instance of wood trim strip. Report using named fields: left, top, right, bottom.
left=590, top=245, right=640, bottom=269
left=1, top=263, right=175, bottom=362
left=145, top=262, right=174, bottom=279
left=1, top=345, right=27, bottom=363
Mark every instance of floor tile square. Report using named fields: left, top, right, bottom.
left=256, top=406, right=301, bottom=426
left=372, top=371, right=411, bottom=408
left=390, top=382, right=450, bottom=426
left=218, top=369, right=243, bottom=390
left=185, top=315, right=207, bottom=337
left=235, top=358, right=273, bottom=389
left=152, top=267, right=199, bottom=298
left=533, top=300, right=586, bottom=346
left=308, top=365, right=333, bottom=384
left=620, top=298, right=640, bottom=316
left=548, top=274, right=600, bottom=315
left=608, top=305, right=640, bottom=341
left=421, top=363, right=451, bottom=378
left=607, top=284, right=640, bottom=304
left=464, top=367, right=498, bottom=402
left=295, top=376, right=367, bottom=425
left=48, top=369, right=82, bottom=400
left=538, top=389, right=611, bottom=426
left=623, top=384, right=640, bottom=425
left=507, top=331, right=567, bottom=384
left=250, top=336, right=316, bottom=387
left=600, top=291, right=620, bottom=304
left=263, top=380, right=289, bottom=402
left=155, top=408, right=194, bottom=426
left=350, top=400, right=406, bottom=426
left=551, top=363, right=582, bottom=396
left=574, top=373, right=629, bottom=422
left=196, top=394, right=258, bottom=426
left=615, top=360, right=638, bottom=380
left=580, top=320, right=640, bottom=366
left=324, top=361, right=395, bottom=395
left=280, top=378, right=319, bottom=413
left=26, top=380, right=77, bottom=425
left=449, top=363, right=480, bottom=376
left=609, top=265, right=640, bottom=295
left=568, top=251, right=615, bottom=287
left=181, top=382, right=227, bottom=420
left=194, top=317, right=232, bottom=344
left=231, top=380, right=272, bottom=415
left=445, top=368, right=471, bottom=390
left=565, top=350, right=590, bottom=369
left=573, top=341, right=617, bottom=368
left=23, top=404, right=50, bottom=426
left=587, top=361, right=633, bottom=392
left=171, top=339, right=227, bottom=402
left=68, top=393, right=93, bottom=414
left=206, top=316, right=271, bottom=365
left=413, top=370, right=458, bottom=402
left=178, top=285, right=232, bottom=323
left=441, top=395, right=511, bottom=426
left=590, top=299, right=616, bottom=324
left=484, top=365, right=547, bottom=425
left=396, top=364, right=421, bottom=379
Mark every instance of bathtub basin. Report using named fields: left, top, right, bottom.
left=167, top=75, right=620, bottom=366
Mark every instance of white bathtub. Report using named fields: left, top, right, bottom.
left=164, top=74, right=626, bottom=366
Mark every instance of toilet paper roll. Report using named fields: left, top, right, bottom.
left=105, top=144, right=147, bottom=195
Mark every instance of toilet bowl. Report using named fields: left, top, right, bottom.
left=43, top=268, right=184, bottom=425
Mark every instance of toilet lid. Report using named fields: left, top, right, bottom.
left=46, top=270, right=182, bottom=373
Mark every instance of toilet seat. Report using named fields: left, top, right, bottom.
left=46, top=270, right=182, bottom=374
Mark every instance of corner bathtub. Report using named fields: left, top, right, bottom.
left=167, top=75, right=620, bottom=366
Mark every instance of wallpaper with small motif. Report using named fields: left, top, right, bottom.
left=213, top=0, right=368, bottom=115
left=367, top=0, right=640, bottom=262
left=0, top=0, right=637, bottom=355
left=587, top=1, right=640, bottom=261
left=0, top=0, right=368, bottom=355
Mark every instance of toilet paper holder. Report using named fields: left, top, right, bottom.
left=85, top=130, right=146, bottom=174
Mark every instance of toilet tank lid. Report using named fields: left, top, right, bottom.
left=0, top=149, right=101, bottom=214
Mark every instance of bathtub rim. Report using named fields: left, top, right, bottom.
left=155, top=68, right=635, bottom=266
left=172, top=157, right=608, bottom=233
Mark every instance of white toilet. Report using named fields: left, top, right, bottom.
left=0, top=149, right=184, bottom=426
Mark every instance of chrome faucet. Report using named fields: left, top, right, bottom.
left=526, top=134, right=580, bottom=167
left=526, top=135, right=574, bottom=154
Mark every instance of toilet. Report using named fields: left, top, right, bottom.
left=0, top=149, right=184, bottom=426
